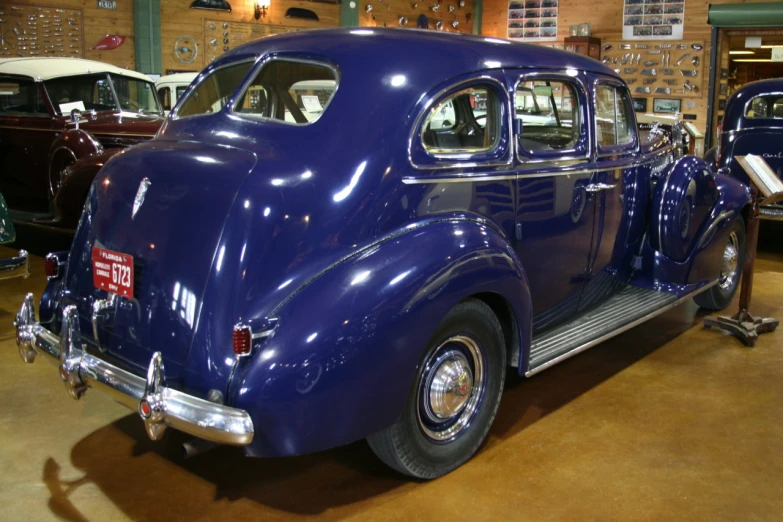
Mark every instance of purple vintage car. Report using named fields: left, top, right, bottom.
left=709, top=78, right=783, bottom=220
left=15, top=29, right=750, bottom=478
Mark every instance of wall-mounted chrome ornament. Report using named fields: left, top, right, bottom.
left=452, top=20, right=459, bottom=28
left=459, top=0, right=465, bottom=7
left=399, top=16, right=408, bottom=25
left=448, top=4, right=455, bottom=12
left=190, top=0, right=231, bottom=12
left=435, top=20, right=443, bottom=29
left=365, top=4, right=373, bottom=12
left=431, top=4, right=439, bottom=11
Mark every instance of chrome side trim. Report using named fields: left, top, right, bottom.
left=0, top=250, right=31, bottom=280
left=14, top=293, right=254, bottom=446
left=525, top=281, right=718, bottom=377
left=760, top=205, right=783, bottom=221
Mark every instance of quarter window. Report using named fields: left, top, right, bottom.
left=746, top=95, right=783, bottom=118
left=595, top=84, right=634, bottom=148
left=177, top=61, right=254, bottom=118
left=515, top=79, right=580, bottom=153
left=421, top=86, right=500, bottom=153
left=0, top=77, right=47, bottom=115
left=233, top=60, right=338, bottom=125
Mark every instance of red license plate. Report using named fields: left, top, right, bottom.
left=92, top=247, right=134, bottom=298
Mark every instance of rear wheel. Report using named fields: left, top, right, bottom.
left=367, top=299, right=506, bottom=479
left=694, top=217, right=745, bottom=310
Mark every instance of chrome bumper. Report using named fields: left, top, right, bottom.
left=0, top=249, right=30, bottom=280
left=760, top=205, right=783, bottom=221
left=14, top=293, right=254, bottom=446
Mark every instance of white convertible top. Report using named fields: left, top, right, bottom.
left=0, top=57, right=153, bottom=82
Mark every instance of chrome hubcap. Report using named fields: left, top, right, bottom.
left=719, top=231, right=740, bottom=292
left=417, top=335, right=485, bottom=442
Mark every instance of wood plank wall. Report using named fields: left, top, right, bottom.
left=4, top=0, right=135, bottom=69
left=482, top=0, right=777, bottom=130
left=160, top=0, right=340, bottom=74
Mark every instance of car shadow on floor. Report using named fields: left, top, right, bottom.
left=38, top=300, right=720, bottom=522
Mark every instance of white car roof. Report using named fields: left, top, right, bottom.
left=155, top=72, right=199, bottom=88
left=0, top=57, right=153, bottom=82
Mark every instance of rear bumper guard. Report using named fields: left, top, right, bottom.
left=14, top=293, right=254, bottom=446
left=0, top=249, right=30, bottom=280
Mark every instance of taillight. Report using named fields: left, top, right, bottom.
left=233, top=324, right=252, bottom=357
left=44, top=254, right=60, bottom=279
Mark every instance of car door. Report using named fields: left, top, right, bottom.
left=579, top=76, right=641, bottom=312
left=0, top=75, right=60, bottom=211
left=508, top=70, right=597, bottom=333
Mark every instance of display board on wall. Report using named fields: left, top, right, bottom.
left=507, top=0, right=558, bottom=42
left=623, top=0, right=684, bottom=40
left=203, top=19, right=303, bottom=66
left=0, top=4, right=84, bottom=58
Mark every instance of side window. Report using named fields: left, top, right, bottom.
left=158, top=87, right=171, bottom=111
left=422, top=86, right=500, bottom=153
left=595, top=84, right=635, bottom=148
left=233, top=61, right=337, bottom=125
left=0, top=77, right=48, bottom=116
left=177, top=61, right=253, bottom=118
left=176, top=86, right=188, bottom=102
left=746, top=95, right=783, bottom=119
left=515, top=79, right=580, bottom=154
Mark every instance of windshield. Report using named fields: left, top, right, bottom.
left=44, top=73, right=161, bottom=116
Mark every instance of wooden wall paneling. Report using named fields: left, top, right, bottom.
left=480, top=0, right=781, bottom=129
left=359, top=0, right=474, bottom=34
left=161, top=0, right=339, bottom=73
left=1, top=0, right=135, bottom=70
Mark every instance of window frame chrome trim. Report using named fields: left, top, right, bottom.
left=407, top=75, right=514, bottom=171
left=510, top=71, right=592, bottom=163
left=592, top=78, right=639, bottom=157
left=228, top=56, right=341, bottom=127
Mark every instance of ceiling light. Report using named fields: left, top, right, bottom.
left=731, top=58, right=773, bottom=62
left=729, top=50, right=755, bottom=55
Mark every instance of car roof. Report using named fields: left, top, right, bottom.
left=0, top=57, right=153, bottom=82
left=155, top=72, right=199, bottom=87
left=219, top=28, right=620, bottom=80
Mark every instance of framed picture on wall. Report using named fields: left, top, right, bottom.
left=632, top=97, right=647, bottom=112
left=653, top=98, right=681, bottom=114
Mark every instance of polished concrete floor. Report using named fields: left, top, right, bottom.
left=1, top=226, right=782, bottom=522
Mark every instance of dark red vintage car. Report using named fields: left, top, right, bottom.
left=0, top=57, right=164, bottom=228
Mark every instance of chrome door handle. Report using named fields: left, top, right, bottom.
left=585, top=183, right=617, bottom=193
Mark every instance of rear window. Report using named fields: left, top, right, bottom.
left=745, top=95, right=783, bottom=119
left=176, top=61, right=254, bottom=118
left=233, top=60, right=338, bottom=125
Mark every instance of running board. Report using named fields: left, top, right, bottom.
left=525, top=282, right=715, bottom=377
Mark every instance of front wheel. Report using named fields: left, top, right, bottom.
left=694, top=217, right=746, bottom=310
left=367, top=299, right=506, bottom=479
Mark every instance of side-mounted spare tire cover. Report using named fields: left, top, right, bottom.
left=649, top=156, right=719, bottom=262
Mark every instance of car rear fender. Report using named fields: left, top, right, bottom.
left=228, top=217, right=532, bottom=457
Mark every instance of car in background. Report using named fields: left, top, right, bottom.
left=709, top=78, right=783, bottom=220
left=155, top=72, right=199, bottom=115
left=0, top=192, right=29, bottom=280
left=0, top=57, right=164, bottom=227
left=15, top=28, right=750, bottom=480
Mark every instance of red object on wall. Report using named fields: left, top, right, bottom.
left=91, top=35, right=126, bottom=51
